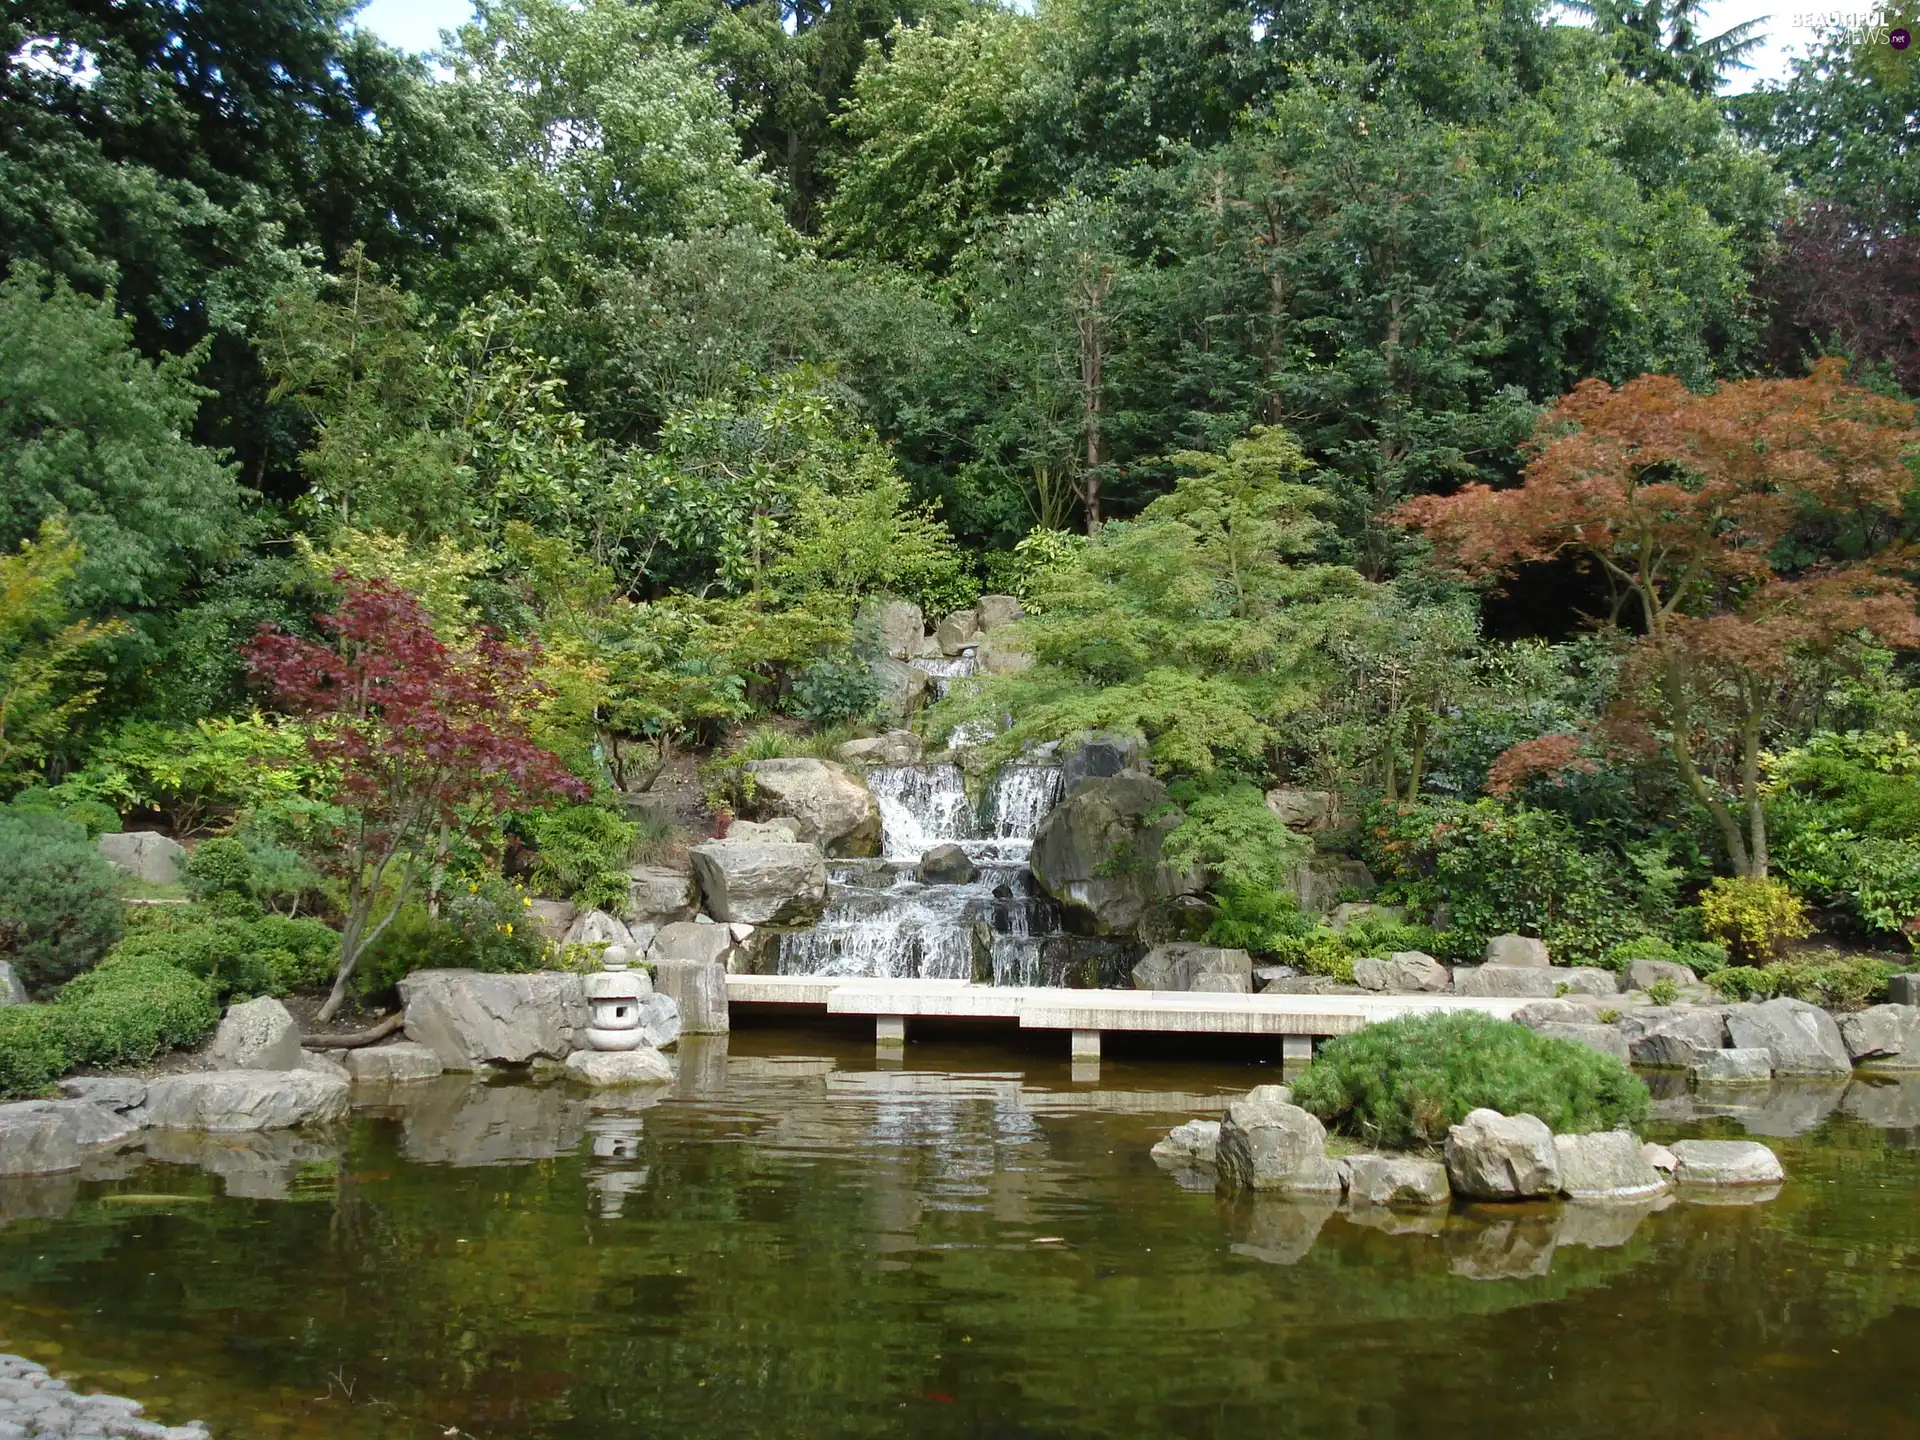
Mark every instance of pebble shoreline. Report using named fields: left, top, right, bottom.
left=0, top=1355, right=209, bottom=1439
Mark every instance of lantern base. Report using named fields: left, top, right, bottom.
left=586, top=1026, right=648, bottom=1052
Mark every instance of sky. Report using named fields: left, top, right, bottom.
left=353, top=0, right=1813, bottom=89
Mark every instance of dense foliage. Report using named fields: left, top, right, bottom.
left=0, top=808, right=123, bottom=992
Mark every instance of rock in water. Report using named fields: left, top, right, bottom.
left=1444, top=1109, right=1561, bottom=1199
left=1553, top=1130, right=1667, bottom=1200
left=1352, top=952, right=1449, bottom=994
left=399, top=970, right=589, bottom=1069
left=690, top=838, right=829, bottom=925
left=140, top=1070, right=350, bottom=1131
left=343, top=1041, right=445, bottom=1084
left=1670, top=1138, right=1785, bottom=1186
left=650, top=958, right=728, bottom=1035
left=96, top=829, right=187, bottom=884
left=1694, top=1047, right=1774, bottom=1083
left=1131, top=943, right=1253, bottom=993
left=564, top=1048, right=675, bottom=1088
left=1724, top=997, right=1852, bottom=1077
left=1839, top=1003, right=1920, bottom=1065
left=0, top=1100, right=141, bottom=1175
left=1214, top=1094, right=1342, bottom=1195
left=208, top=995, right=305, bottom=1071
left=1030, top=776, right=1202, bottom=935
left=1150, top=1119, right=1222, bottom=1169
left=743, top=758, right=882, bottom=857
left=917, top=842, right=977, bottom=886
left=1346, top=1155, right=1450, bottom=1206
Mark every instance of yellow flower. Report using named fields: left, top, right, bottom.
left=504, top=922, right=513, bottom=935
left=522, top=896, right=532, bottom=907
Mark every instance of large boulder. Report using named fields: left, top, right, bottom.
left=1150, top=1119, right=1222, bottom=1170
left=649, top=920, right=734, bottom=968
left=1060, top=731, right=1150, bottom=790
left=1131, top=943, right=1253, bottom=993
left=208, top=996, right=304, bottom=1071
left=0, top=961, right=27, bottom=1005
left=139, top=1070, right=350, bottom=1132
left=1452, top=965, right=1560, bottom=999
left=650, top=957, right=729, bottom=1035
left=1282, top=855, right=1375, bottom=917
left=858, top=597, right=926, bottom=660
left=57, top=1076, right=146, bottom=1111
left=975, top=633, right=1033, bottom=676
left=1484, top=935, right=1550, bottom=968
left=1670, top=1138, right=1785, bottom=1186
left=837, top=730, right=923, bottom=766
left=974, top=594, right=1024, bottom=631
left=869, top=656, right=931, bottom=723
left=625, top=866, right=697, bottom=924
left=1264, top=788, right=1335, bottom=831
left=1626, top=958, right=1699, bottom=991
left=1695, top=1048, right=1774, bottom=1083
left=690, top=837, right=828, bottom=925
left=343, top=1041, right=445, bottom=1084
left=1555, top=967, right=1622, bottom=997
left=0, top=1100, right=141, bottom=1175
left=1888, top=973, right=1920, bottom=1007
left=96, top=830, right=186, bottom=885
left=399, top=969, right=589, bottom=1070
left=1444, top=1109, right=1561, bottom=1199
left=1031, top=776, right=1202, bottom=936
left=1839, top=1003, right=1920, bottom=1065
left=563, top=908, right=633, bottom=952
left=1725, top=997, right=1852, bottom=1077
left=1553, top=1130, right=1667, bottom=1200
left=1215, top=1093, right=1342, bottom=1195
left=917, top=842, right=977, bottom=885
left=742, top=758, right=881, bottom=857
left=1626, top=1008, right=1730, bottom=1069
left=1138, top=895, right=1219, bottom=946
left=935, top=608, right=981, bottom=655
left=526, top=899, right=576, bottom=944
left=1346, top=1154, right=1450, bottom=1207
left=1352, top=951, right=1450, bottom=994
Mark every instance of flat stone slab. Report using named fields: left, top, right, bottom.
left=1347, top=1154, right=1450, bottom=1206
left=1670, top=1138, right=1785, bottom=1186
left=140, top=1069, right=350, bottom=1132
left=1694, top=1048, right=1774, bottom=1084
left=564, top=1048, right=674, bottom=1088
left=343, top=1041, right=445, bottom=1084
left=0, top=1099, right=141, bottom=1175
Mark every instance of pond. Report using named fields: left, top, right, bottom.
left=2, top=1031, right=1917, bottom=1439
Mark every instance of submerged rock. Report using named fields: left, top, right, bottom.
left=1553, top=1130, right=1667, bottom=1200
left=1444, top=1109, right=1561, bottom=1200
left=1228, top=1196, right=1339, bottom=1265
left=1693, top=1048, right=1774, bottom=1084
left=1446, top=1211, right=1558, bottom=1281
left=1346, top=1154, right=1450, bottom=1207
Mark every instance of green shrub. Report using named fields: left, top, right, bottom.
left=521, top=803, right=637, bottom=913
left=51, top=714, right=322, bottom=835
left=786, top=652, right=882, bottom=727
left=106, top=911, right=339, bottom=1000
left=184, top=837, right=254, bottom=903
left=355, top=880, right=545, bottom=999
left=1768, top=731, right=1920, bottom=942
left=1163, top=783, right=1309, bottom=893
left=1699, top=875, right=1812, bottom=963
left=6, top=789, right=121, bottom=838
left=0, top=1006, right=74, bottom=1098
left=1206, top=889, right=1449, bottom=985
left=1706, top=957, right=1894, bottom=1007
left=57, top=955, right=221, bottom=1067
left=1597, top=935, right=1729, bottom=976
left=0, top=811, right=124, bottom=992
left=1292, top=1011, right=1651, bottom=1149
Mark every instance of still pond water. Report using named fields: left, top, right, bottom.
left=2, top=1028, right=1918, bottom=1439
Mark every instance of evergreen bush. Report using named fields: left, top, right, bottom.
left=0, top=810, right=124, bottom=992
left=1291, top=1011, right=1651, bottom=1149
left=57, top=955, right=221, bottom=1066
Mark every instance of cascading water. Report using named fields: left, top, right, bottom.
left=777, top=755, right=1069, bottom=984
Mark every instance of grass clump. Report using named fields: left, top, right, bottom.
left=1291, top=1010, right=1651, bottom=1150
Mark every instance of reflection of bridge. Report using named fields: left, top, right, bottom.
left=726, top=975, right=1532, bottom=1068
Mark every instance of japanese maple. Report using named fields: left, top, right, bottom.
left=248, top=578, right=585, bottom=1021
left=1399, top=363, right=1920, bottom=878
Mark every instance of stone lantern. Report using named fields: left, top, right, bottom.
left=585, top=945, right=649, bottom=1052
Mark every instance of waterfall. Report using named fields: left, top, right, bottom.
left=982, top=764, right=1064, bottom=842
left=910, top=652, right=976, bottom=701
left=868, top=763, right=972, bottom=861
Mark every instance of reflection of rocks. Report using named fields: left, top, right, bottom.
left=395, top=1079, right=590, bottom=1167
left=140, top=1128, right=343, bottom=1200
left=1226, top=1196, right=1338, bottom=1265
left=1446, top=1209, right=1559, bottom=1280
left=1681, top=1182, right=1784, bottom=1207
left=1342, top=1203, right=1448, bottom=1237
left=0, top=1172, right=79, bottom=1227
left=1842, top=1074, right=1920, bottom=1130
left=1557, top=1200, right=1662, bottom=1250
left=1697, top=1080, right=1847, bottom=1138
left=675, top=1035, right=731, bottom=1098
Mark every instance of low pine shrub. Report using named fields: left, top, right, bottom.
left=0, top=810, right=124, bottom=992
left=1706, top=956, right=1893, bottom=1008
left=1291, top=1010, right=1651, bottom=1149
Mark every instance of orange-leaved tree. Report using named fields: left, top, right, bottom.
left=1398, top=361, right=1920, bottom=879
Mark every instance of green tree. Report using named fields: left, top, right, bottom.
left=0, top=523, right=124, bottom=786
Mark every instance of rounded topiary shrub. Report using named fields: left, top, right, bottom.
left=1291, top=1011, right=1650, bottom=1150
left=0, top=811, right=124, bottom=993
left=0, top=1006, right=75, bottom=1099
left=56, top=954, right=220, bottom=1067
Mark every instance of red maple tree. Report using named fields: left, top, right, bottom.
left=248, top=578, right=585, bottom=1021
left=1399, top=363, right=1920, bottom=878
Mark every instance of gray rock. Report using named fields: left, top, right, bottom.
left=1253, top=965, right=1300, bottom=991
left=836, top=730, right=923, bottom=766
left=1444, top=1109, right=1561, bottom=1199
left=1887, top=972, right=1920, bottom=1007
left=648, top=919, right=736, bottom=971
left=1554, top=966, right=1622, bottom=997
left=1132, top=943, right=1253, bottom=993
left=974, top=594, right=1024, bottom=631
left=1670, top=1138, right=1785, bottom=1186
left=301, top=1049, right=350, bottom=1083
left=1282, top=856, right=1375, bottom=916
left=625, top=865, right=696, bottom=923
left=1621, top=1007, right=1730, bottom=1072
left=1535, top=1023, right=1632, bottom=1063
left=1626, top=958, right=1699, bottom=991
left=690, top=837, right=828, bottom=925
left=399, top=969, right=589, bottom=1070
left=1484, top=935, right=1550, bottom=968
left=1264, top=788, right=1335, bottom=831
left=725, top=817, right=803, bottom=842
left=563, top=908, right=634, bottom=952
left=1031, top=776, right=1202, bottom=935
left=1694, top=1047, right=1775, bottom=1083
left=1346, top=1154, right=1450, bottom=1206
left=526, top=898, right=576, bottom=943
left=140, top=1069, right=349, bottom=1132
left=742, top=758, right=881, bottom=857
left=1060, top=731, right=1150, bottom=790
left=633, top=992, right=682, bottom=1049
left=859, top=597, right=926, bottom=660
left=1214, top=1095, right=1341, bottom=1194
left=0, top=962, right=26, bottom=1006
left=1631, top=1029, right=1721, bottom=1069
left=916, top=842, right=977, bottom=886
left=1261, top=974, right=1368, bottom=995
left=1150, top=1119, right=1221, bottom=1169
left=95, top=830, right=185, bottom=885
left=342, top=1041, right=444, bottom=1084
left=208, top=996, right=304, bottom=1071
left=56, top=1077, right=146, bottom=1112
left=1725, top=997, right=1852, bottom=1077
left=1137, top=895, right=1218, bottom=946
left=869, top=656, right=931, bottom=722
left=650, top=958, right=727, bottom=1035
left=1513, top=998, right=1589, bottom=1028
left=1452, top=965, right=1560, bottom=999
left=1352, top=951, right=1450, bottom=994
left=935, top=608, right=981, bottom=654
left=564, top=1048, right=674, bottom=1088
left=1643, top=1142, right=1677, bottom=1173
left=1839, top=1003, right=1920, bottom=1064
left=0, top=1100, right=141, bottom=1175
left=1553, top=1130, right=1667, bottom=1199
left=1326, top=901, right=1405, bottom=932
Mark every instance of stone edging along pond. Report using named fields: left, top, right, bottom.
left=0, top=1353, right=210, bottom=1439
